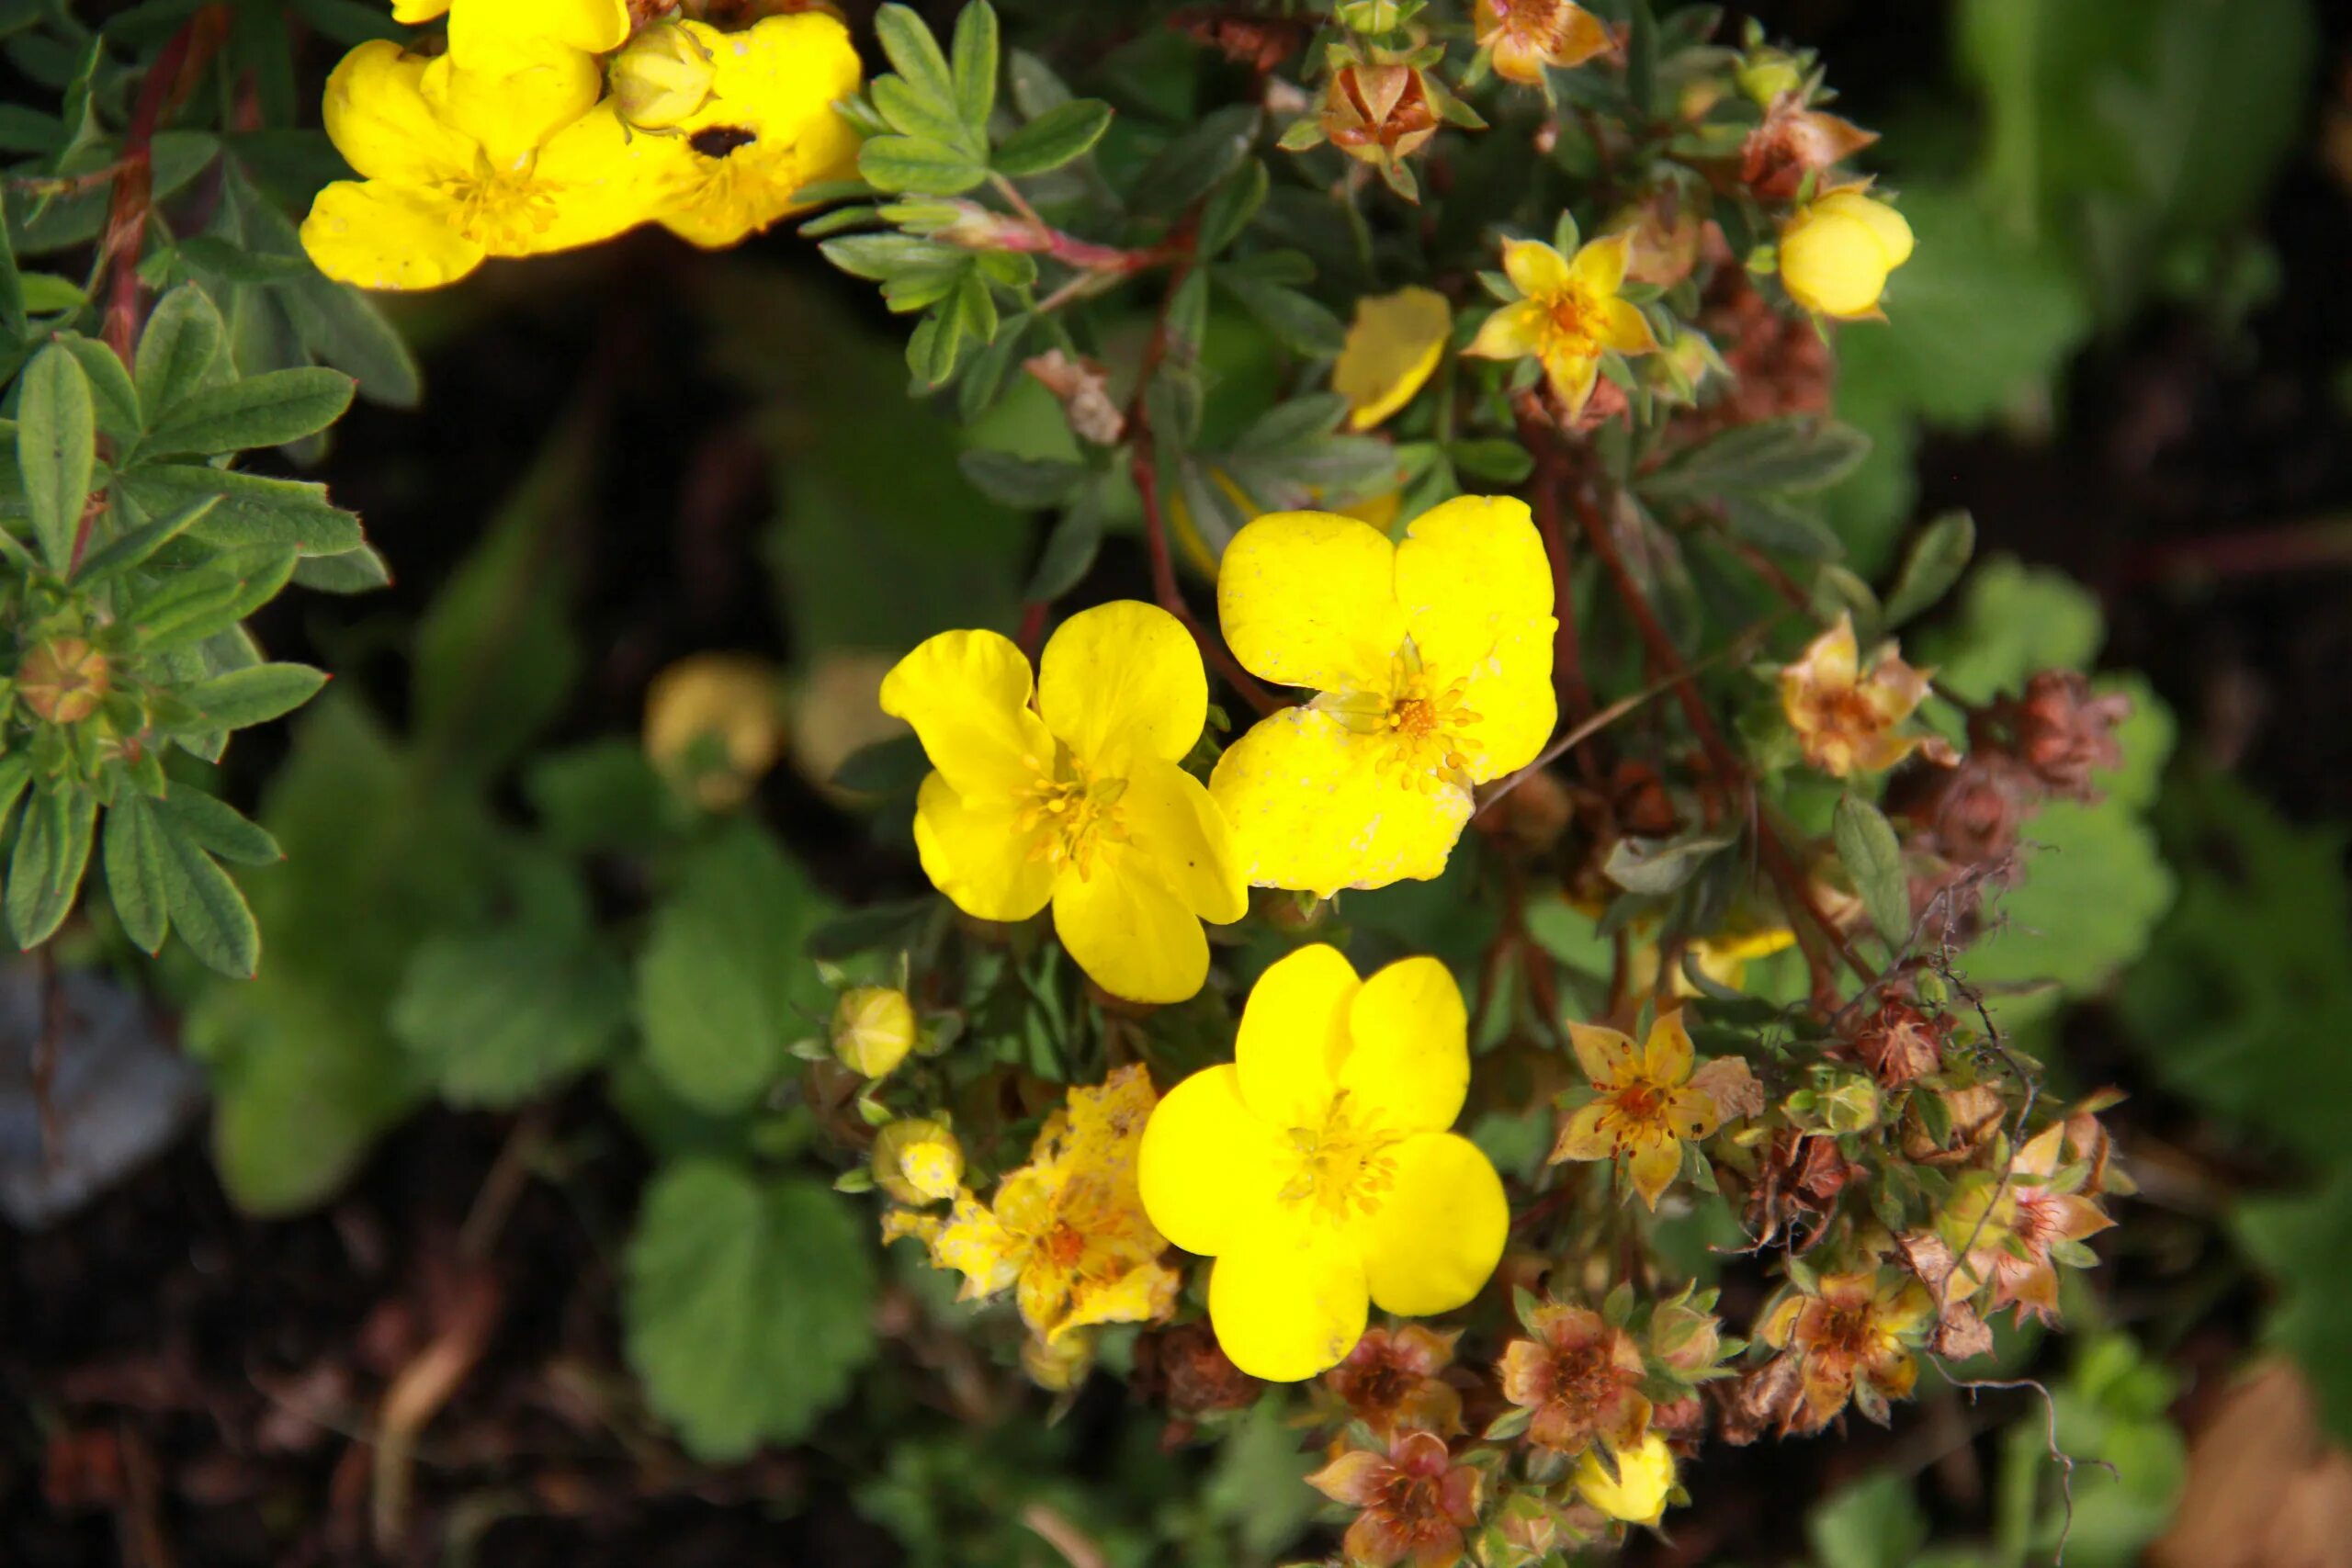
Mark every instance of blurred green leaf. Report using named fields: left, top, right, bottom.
left=392, top=929, right=628, bottom=1107
left=2238, top=1170, right=2352, bottom=1442
left=1921, top=557, right=2105, bottom=705
left=1808, top=1472, right=1928, bottom=1568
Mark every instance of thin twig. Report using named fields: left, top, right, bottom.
left=1951, top=1374, right=2117, bottom=1567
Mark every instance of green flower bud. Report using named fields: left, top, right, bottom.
left=611, top=22, right=717, bottom=131
left=832, top=985, right=917, bottom=1078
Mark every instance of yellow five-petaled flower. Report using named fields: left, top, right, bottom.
left=880, top=601, right=1247, bottom=1005
left=1464, top=231, right=1658, bottom=417
left=1211, top=495, right=1557, bottom=897
left=1137, top=945, right=1508, bottom=1382
left=1553, top=1010, right=1723, bottom=1210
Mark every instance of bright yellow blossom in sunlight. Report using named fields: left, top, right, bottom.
left=1574, top=1431, right=1677, bottom=1526
left=639, top=14, right=865, bottom=249
left=1210, top=495, right=1555, bottom=897
left=879, top=601, right=1248, bottom=1005
left=301, top=39, right=666, bottom=289
left=391, top=0, right=630, bottom=62
left=1779, top=612, right=1953, bottom=777
left=1476, top=0, right=1613, bottom=86
left=1464, top=232, right=1657, bottom=416
left=908, top=1066, right=1179, bottom=1344
left=1778, top=187, right=1914, bottom=321
left=643, top=652, right=785, bottom=810
left=1332, top=288, right=1452, bottom=431
left=1552, top=1010, right=1723, bottom=1210
left=1137, top=945, right=1508, bottom=1382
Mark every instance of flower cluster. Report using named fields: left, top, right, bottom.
left=302, top=0, right=861, bottom=289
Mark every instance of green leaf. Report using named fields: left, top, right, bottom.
left=169, top=663, right=330, bottom=732
left=124, top=570, right=246, bottom=651
left=2238, top=1172, right=2352, bottom=1443
left=6, top=786, right=94, bottom=947
left=103, top=795, right=170, bottom=953
left=54, top=333, right=139, bottom=439
left=135, top=282, right=227, bottom=414
left=526, top=740, right=680, bottom=854
left=1602, top=828, right=1739, bottom=897
left=1641, top=415, right=1871, bottom=501
left=1025, top=496, right=1102, bottom=600
left=1216, top=272, right=1346, bottom=357
left=872, top=74, right=974, bottom=152
left=874, top=4, right=959, bottom=117
left=857, top=134, right=989, bottom=196
left=624, top=1160, right=877, bottom=1461
left=1723, top=493, right=1846, bottom=560
left=152, top=786, right=281, bottom=867
left=17, top=342, right=95, bottom=570
left=137, top=367, right=355, bottom=457
left=831, top=733, right=930, bottom=795
left=391, top=929, right=628, bottom=1106
left=290, top=544, right=391, bottom=594
left=1880, top=510, right=1974, bottom=626
left=991, top=98, right=1110, bottom=176
left=1198, top=157, right=1268, bottom=256
left=956, top=448, right=1086, bottom=507
left=70, top=494, right=218, bottom=582
left=1834, top=794, right=1909, bottom=948
left=1808, top=1472, right=1929, bottom=1568
left=634, top=821, right=834, bottom=1113
left=154, top=822, right=261, bottom=977
left=116, top=463, right=363, bottom=555
left=1920, top=556, right=2104, bottom=704
left=1133, top=106, right=1257, bottom=218
left=948, top=0, right=999, bottom=131
left=1448, top=438, right=1535, bottom=485
left=0, top=209, right=21, bottom=339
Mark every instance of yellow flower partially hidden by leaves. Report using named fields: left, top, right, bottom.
left=1778, top=187, right=1915, bottom=321
left=643, top=652, right=785, bottom=809
left=1476, top=0, right=1613, bottom=87
left=1626, top=918, right=1798, bottom=998
left=1779, top=612, right=1953, bottom=777
left=1552, top=1010, right=1727, bottom=1210
left=302, top=39, right=666, bottom=289
left=1332, top=287, right=1452, bottom=431
left=880, top=601, right=1247, bottom=1005
left=1940, top=1122, right=2116, bottom=1325
left=1464, top=232, right=1657, bottom=416
left=641, top=15, right=865, bottom=249
left=1211, top=496, right=1556, bottom=897
left=1137, top=945, right=1508, bottom=1382
left=1574, top=1431, right=1678, bottom=1527
left=910, top=1066, right=1178, bottom=1343
left=1758, top=1268, right=1934, bottom=1431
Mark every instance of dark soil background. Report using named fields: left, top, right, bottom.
left=6, top=2, right=2351, bottom=1563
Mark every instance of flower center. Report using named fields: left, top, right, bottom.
left=1280, top=1093, right=1401, bottom=1224
left=1312, top=637, right=1482, bottom=791
left=1016, top=747, right=1129, bottom=879
left=1042, top=1220, right=1088, bottom=1271
left=441, top=158, right=562, bottom=253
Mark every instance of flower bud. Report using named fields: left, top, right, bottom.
left=1818, top=1072, right=1883, bottom=1135
left=643, top=653, right=785, bottom=810
left=1573, top=1432, right=1676, bottom=1526
left=1777, top=189, right=1915, bottom=320
left=610, top=21, right=717, bottom=131
left=1022, top=1327, right=1095, bottom=1391
left=1735, top=51, right=1802, bottom=107
left=871, top=1117, right=963, bottom=1204
left=832, top=985, right=918, bottom=1078
left=1647, top=1301, right=1724, bottom=1379
left=17, top=637, right=110, bottom=725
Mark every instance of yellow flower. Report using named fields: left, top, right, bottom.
left=430, top=0, right=630, bottom=67
left=879, top=601, right=1248, bottom=1005
left=1210, top=496, right=1556, bottom=897
left=1758, top=1268, right=1934, bottom=1430
left=641, top=14, right=865, bottom=249
left=917, top=1066, right=1179, bottom=1343
left=1626, top=918, right=1798, bottom=997
left=1476, top=0, right=1613, bottom=87
left=301, top=39, right=668, bottom=289
left=1136, top=945, right=1508, bottom=1382
left=643, top=652, right=785, bottom=809
left=1779, top=612, right=1951, bottom=777
left=1464, top=232, right=1658, bottom=416
left=1778, top=188, right=1915, bottom=321
left=1574, top=1431, right=1677, bottom=1526
left=872, top=1117, right=964, bottom=1204
left=831, top=985, right=918, bottom=1078
left=1551, top=1010, right=1722, bottom=1210
left=1332, top=287, right=1452, bottom=431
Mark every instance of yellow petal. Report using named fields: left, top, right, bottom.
left=910, top=772, right=1057, bottom=923
left=1567, top=231, right=1633, bottom=296
left=1551, top=1100, right=1615, bottom=1162
left=929, top=1189, right=1023, bottom=1299
left=1208, top=1224, right=1370, bottom=1382
left=657, top=13, right=865, bottom=246
left=1600, top=299, right=1659, bottom=355
left=1577, top=1432, right=1676, bottom=1525
left=1216, top=511, right=1405, bottom=694
left=1119, top=757, right=1248, bottom=925
left=1502, top=237, right=1572, bottom=299
left=1779, top=209, right=1893, bottom=319
left=1464, top=298, right=1548, bottom=361
left=391, top=0, right=448, bottom=20
left=1358, top=1131, right=1507, bottom=1316
left=1333, top=287, right=1452, bottom=431
left=1543, top=346, right=1604, bottom=415
left=1337, top=956, right=1469, bottom=1134
left=299, top=180, right=486, bottom=292
left=1627, top=1135, right=1682, bottom=1210
left=1817, top=189, right=1915, bottom=268
left=1209, top=710, right=1472, bottom=896
left=1393, top=494, right=1556, bottom=778
left=420, top=40, right=601, bottom=165
left=322, top=41, right=474, bottom=186
left=1052, top=863, right=1209, bottom=1005
left=1053, top=1259, right=1180, bottom=1339
left=530, top=103, right=683, bottom=249
left=879, top=628, right=1050, bottom=801
left=1569, top=1022, right=1640, bottom=1088
left=1644, top=1009, right=1695, bottom=1084
left=1037, top=600, right=1205, bottom=770
left=1138, top=1066, right=1285, bottom=1256
left=447, top=0, right=629, bottom=62
left=1789, top=613, right=1860, bottom=693
left=1236, top=942, right=1360, bottom=1129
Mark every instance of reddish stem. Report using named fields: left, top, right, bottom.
left=1522, top=424, right=1598, bottom=728
left=1015, top=599, right=1048, bottom=660
left=1130, top=429, right=1280, bottom=717
left=97, top=10, right=228, bottom=366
